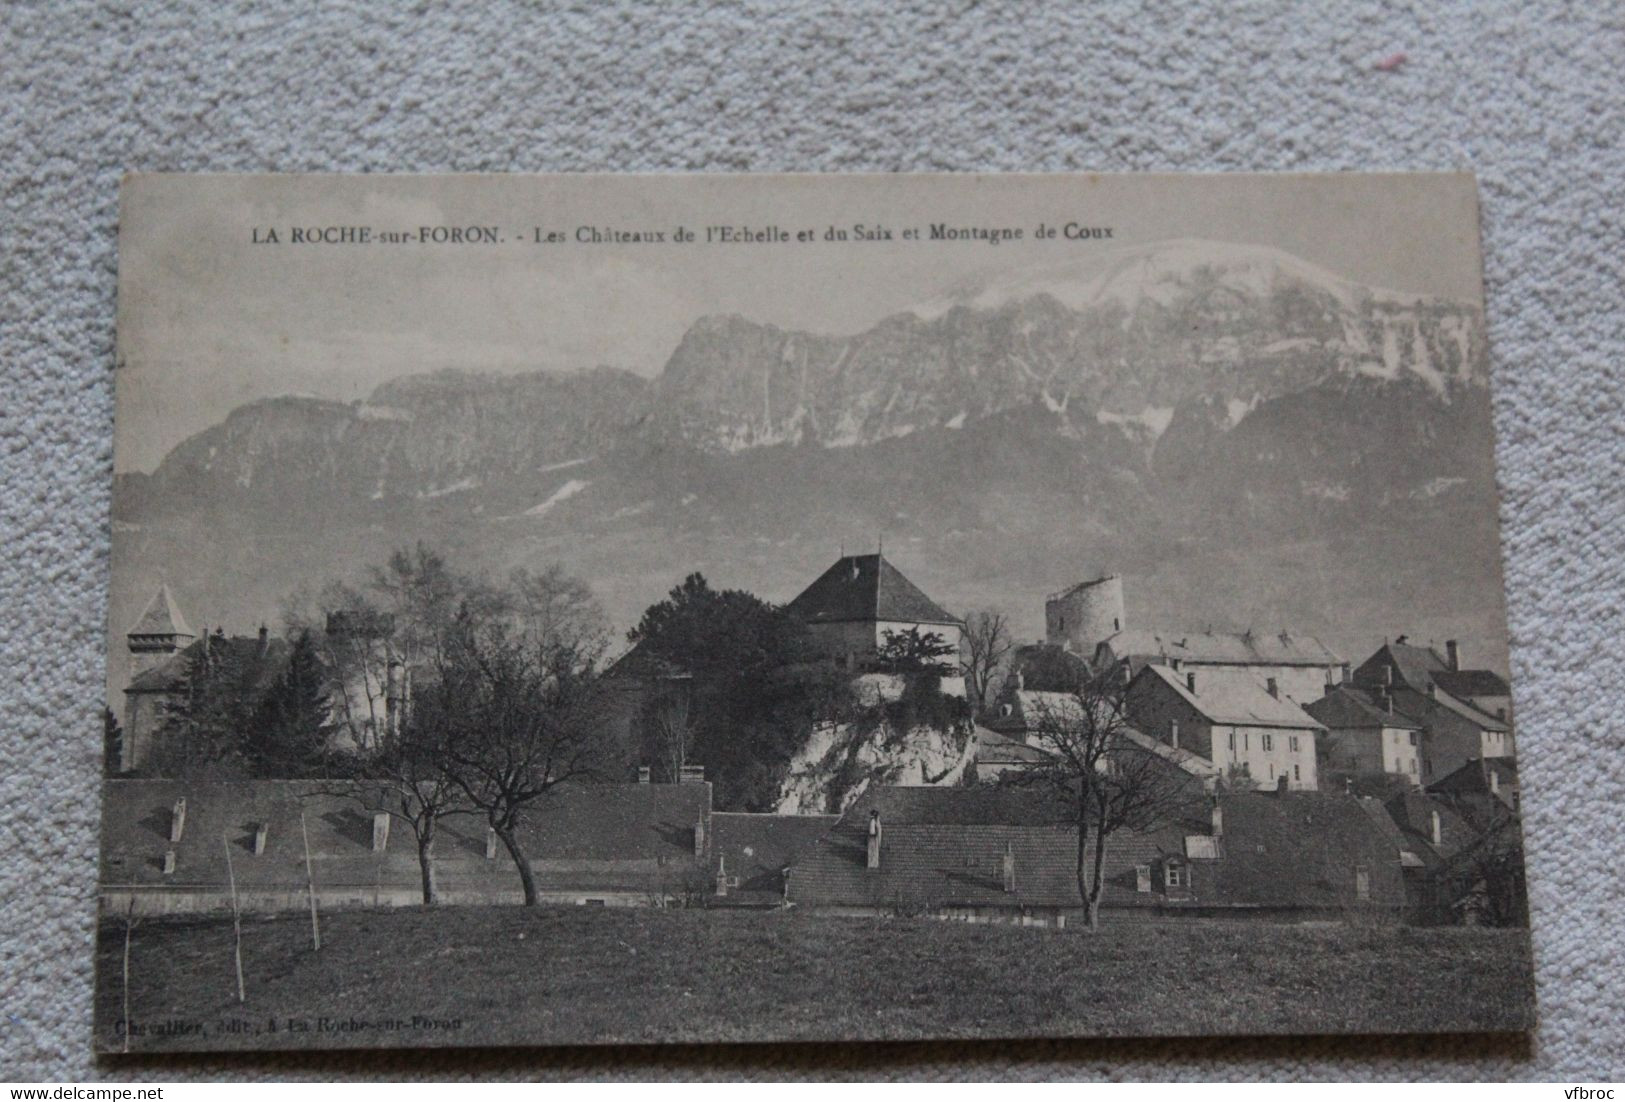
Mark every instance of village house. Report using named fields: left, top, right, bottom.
left=1125, top=664, right=1323, bottom=791
left=119, top=586, right=290, bottom=773
left=707, top=811, right=839, bottom=907
left=1429, top=756, right=1521, bottom=816
left=1305, top=684, right=1426, bottom=787
left=966, top=724, right=1054, bottom=780
left=1352, top=638, right=1515, bottom=778
left=785, top=785, right=1409, bottom=925
left=785, top=552, right=964, bottom=689
left=98, top=777, right=714, bottom=916
left=1044, top=574, right=1345, bottom=705
left=981, top=688, right=1220, bottom=786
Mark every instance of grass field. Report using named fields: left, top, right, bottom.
left=95, top=905, right=1535, bottom=1051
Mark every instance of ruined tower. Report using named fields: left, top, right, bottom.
left=1045, top=574, right=1125, bottom=655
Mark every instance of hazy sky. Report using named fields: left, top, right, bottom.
left=116, top=172, right=1485, bottom=472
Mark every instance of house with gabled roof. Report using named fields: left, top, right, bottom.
left=1351, top=638, right=1514, bottom=781
left=1096, top=628, right=1344, bottom=707
left=1429, top=756, right=1520, bottom=816
left=980, top=690, right=1219, bottom=786
left=708, top=811, right=838, bottom=907
left=785, top=785, right=1407, bottom=925
left=99, top=778, right=713, bottom=915
left=784, top=552, right=963, bottom=679
left=1125, top=665, right=1322, bottom=791
left=1305, top=684, right=1425, bottom=787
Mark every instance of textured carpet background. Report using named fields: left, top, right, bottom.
left=3, top=0, right=1622, bottom=1082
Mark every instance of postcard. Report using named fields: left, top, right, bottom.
left=99, top=172, right=1533, bottom=1051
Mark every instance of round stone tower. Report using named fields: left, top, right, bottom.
left=1045, top=574, right=1125, bottom=654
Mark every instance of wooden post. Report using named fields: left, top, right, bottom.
left=222, top=834, right=245, bottom=1003
left=299, top=810, right=321, bottom=951
left=121, top=899, right=135, bottom=1055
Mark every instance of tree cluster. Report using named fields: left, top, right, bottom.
left=308, top=545, right=615, bottom=906
left=625, top=573, right=851, bottom=810
left=148, top=629, right=335, bottom=779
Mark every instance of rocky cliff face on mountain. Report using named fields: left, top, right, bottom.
left=110, top=240, right=1509, bottom=724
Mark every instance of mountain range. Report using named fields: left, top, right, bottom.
left=109, top=239, right=1511, bottom=697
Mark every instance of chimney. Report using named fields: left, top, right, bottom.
left=1001, top=842, right=1016, bottom=893
left=1446, top=640, right=1460, bottom=671
left=637, top=765, right=651, bottom=784
left=253, top=823, right=269, bottom=855
left=1169, top=720, right=1179, bottom=749
left=485, top=827, right=498, bottom=860
left=679, top=764, right=706, bottom=784
left=258, top=623, right=269, bottom=655
left=1211, top=802, right=1224, bottom=838
left=1341, top=663, right=1351, bottom=685
left=693, top=818, right=706, bottom=857
left=715, top=855, right=728, bottom=898
left=1266, top=677, right=1279, bottom=699
left=1014, top=669, right=1025, bottom=691
left=371, top=812, right=391, bottom=852
left=1186, top=671, right=1197, bottom=693
left=161, top=850, right=176, bottom=875
left=1429, top=810, right=1442, bottom=847
left=866, top=810, right=883, bottom=870
left=169, top=798, right=187, bottom=842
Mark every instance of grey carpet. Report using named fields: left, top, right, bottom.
left=2, top=0, right=1621, bottom=1082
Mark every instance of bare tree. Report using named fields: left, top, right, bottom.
left=1017, top=670, right=1199, bottom=928
left=318, top=702, right=471, bottom=906
left=647, top=688, right=693, bottom=784
left=433, top=598, right=611, bottom=906
left=960, top=608, right=1014, bottom=715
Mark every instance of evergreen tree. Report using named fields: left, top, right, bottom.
left=876, top=626, right=958, bottom=674
left=248, top=630, right=335, bottom=777
left=153, top=632, right=257, bottom=777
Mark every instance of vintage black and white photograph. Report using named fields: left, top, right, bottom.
left=97, top=172, right=1535, bottom=1051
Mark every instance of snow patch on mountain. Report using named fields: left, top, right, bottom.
left=1411, top=476, right=1467, bottom=499
left=418, top=478, right=480, bottom=499
left=1098, top=405, right=1175, bottom=437
left=523, top=478, right=590, bottom=517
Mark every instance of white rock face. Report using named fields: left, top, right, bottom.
left=774, top=715, right=974, bottom=815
